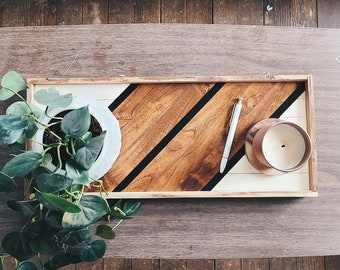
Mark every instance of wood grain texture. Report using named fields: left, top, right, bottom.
left=83, top=0, right=109, bottom=25
left=1, top=21, right=340, bottom=260
left=264, top=0, right=291, bottom=26
left=318, top=0, right=340, bottom=28
left=291, top=0, right=317, bottom=27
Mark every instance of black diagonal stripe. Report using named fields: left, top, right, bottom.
left=113, top=83, right=226, bottom=192
left=108, top=84, right=139, bottom=112
left=202, top=81, right=306, bottom=191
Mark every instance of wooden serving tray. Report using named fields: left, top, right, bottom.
left=27, top=75, right=317, bottom=198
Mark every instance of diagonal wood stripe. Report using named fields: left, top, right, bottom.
left=123, top=81, right=301, bottom=192
left=99, top=83, right=215, bottom=192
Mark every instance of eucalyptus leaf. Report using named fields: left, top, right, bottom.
left=61, top=106, right=90, bottom=138
left=75, top=131, right=106, bottom=170
left=17, top=261, right=38, bottom=270
left=41, top=193, right=81, bottom=213
left=62, top=228, right=91, bottom=245
left=6, top=101, right=43, bottom=119
left=0, top=115, right=29, bottom=144
left=36, top=173, right=73, bottom=193
left=34, top=87, right=72, bottom=108
left=95, top=225, right=115, bottom=240
left=2, top=151, right=42, bottom=177
left=0, top=71, right=28, bottom=100
left=65, top=159, right=90, bottom=186
left=0, top=171, right=17, bottom=192
left=1, top=231, right=36, bottom=261
left=7, top=200, right=37, bottom=216
left=81, top=240, right=106, bottom=262
left=62, top=195, right=108, bottom=229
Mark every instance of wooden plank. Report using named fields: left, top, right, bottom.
left=0, top=23, right=340, bottom=259
left=56, top=0, right=83, bottom=25
left=187, top=259, right=214, bottom=270
left=108, top=0, right=134, bottom=23
left=215, top=259, right=241, bottom=270
left=1, top=0, right=29, bottom=26
left=325, top=255, right=340, bottom=270
left=75, top=259, right=104, bottom=269
left=134, top=0, right=160, bottom=23
left=186, top=0, right=212, bottom=23
left=28, top=0, right=57, bottom=26
left=318, top=0, right=340, bottom=28
left=213, top=0, right=238, bottom=24
left=290, top=0, right=317, bottom=27
left=264, top=0, right=291, bottom=26
left=159, top=259, right=186, bottom=270
left=83, top=0, right=109, bottom=24
left=131, top=259, right=160, bottom=270
left=162, top=0, right=186, bottom=23
left=237, top=0, right=263, bottom=25
left=242, top=258, right=270, bottom=270
left=270, top=256, right=324, bottom=270
left=104, top=258, right=131, bottom=270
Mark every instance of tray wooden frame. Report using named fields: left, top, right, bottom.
left=27, top=75, right=317, bottom=198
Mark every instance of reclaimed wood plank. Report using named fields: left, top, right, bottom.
left=270, top=256, right=324, bottom=270
left=186, top=0, right=212, bottom=23
left=28, top=0, right=57, bottom=26
left=215, top=259, right=241, bottom=270
left=264, top=0, right=291, bottom=26
left=134, top=0, right=160, bottom=23
left=104, top=258, right=131, bottom=269
left=159, top=259, right=186, bottom=270
left=108, top=0, right=135, bottom=23
left=131, top=259, right=160, bottom=270
left=1, top=0, right=29, bottom=26
left=237, top=0, right=263, bottom=25
left=0, top=23, right=340, bottom=259
left=83, top=0, right=109, bottom=25
left=325, top=255, right=340, bottom=270
left=162, top=0, right=186, bottom=23
left=242, top=258, right=270, bottom=270
left=291, top=0, right=317, bottom=27
left=187, top=259, right=214, bottom=269
left=212, top=0, right=238, bottom=24
left=56, top=0, right=83, bottom=25
left=318, top=0, right=340, bottom=28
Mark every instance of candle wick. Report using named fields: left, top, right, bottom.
left=281, top=144, right=286, bottom=148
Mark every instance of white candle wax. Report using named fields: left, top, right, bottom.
left=262, top=124, right=306, bottom=170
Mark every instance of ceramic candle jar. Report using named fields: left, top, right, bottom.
left=252, top=121, right=312, bottom=173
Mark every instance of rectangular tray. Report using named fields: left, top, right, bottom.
left=27, top=75, right=317, bottom=198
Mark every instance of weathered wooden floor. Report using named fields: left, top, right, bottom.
left=1, top=0, right=340, bottom=269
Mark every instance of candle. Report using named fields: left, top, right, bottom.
left=262, top=124, right=306, bottom=170
left=252, top=121, right=312, bottom=173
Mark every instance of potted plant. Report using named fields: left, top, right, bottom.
left=0, top=71, right=141, bottom=269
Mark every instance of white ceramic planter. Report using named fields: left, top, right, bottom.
left=31, top=96, right=121, bottom=180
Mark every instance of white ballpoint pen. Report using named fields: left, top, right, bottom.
left=220, top=98, right=243, bottom=173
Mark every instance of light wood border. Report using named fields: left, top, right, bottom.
left=27, top=75, right=317, bottom=198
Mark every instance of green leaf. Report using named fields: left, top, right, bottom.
left=81, top=240, right=106, bottom=262
left=95, top=225, right=115, bottom=240
left=36, top=173, right=73, bottom=193
left=0, top=171, right=16, bottom=192
left=62, top=195, right=108, bottom=229
left=65, top=159, right=90, bottom=186
left=34, top=87, right=72, bottom=108
left=123, top=200, right=142, bottom=216
left=62, top=228, right=91, bottom=245
left=17, top=261, right=37, bottom=270
left=7, top=200, right=37, bottom=216
left=0, top=115, right=29, bottom=144
left=0, top=71, right=28, bottom=100
left=61, top=106, right=90, bottom=138
left=6, top=101, right=43, bottom=119
left=1, top=231, right=36, bottom=262
left=44, top=210, right=63, bottom=229
left=75, top=131, right=106, bottom=170
left=41, top=193, right=81, bottom=213
left=2, top=151, right=42, bottom=177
